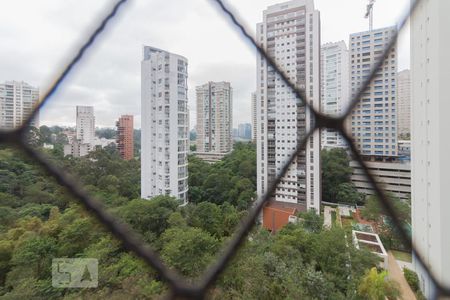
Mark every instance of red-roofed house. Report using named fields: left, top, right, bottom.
left=262, top=201, right=306, bottom=233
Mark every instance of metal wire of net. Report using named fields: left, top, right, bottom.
left=0, top=0, right=448, bottom=298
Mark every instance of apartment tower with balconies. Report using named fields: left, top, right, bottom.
left=0, top=81, right=39, bottom=129
left=256, top=0, right=321, bottom=211
left=116, top=115, right=134, bottom=160
left=349, top=26, right=398, bottom=161
left=320, top=41, right=349, bottom=148
left=141, top=46, right=189, bottom=203
left=196, top=81, right=232, bottom=154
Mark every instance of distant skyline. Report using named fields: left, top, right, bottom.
left=0, top=0, right=410, bottom=129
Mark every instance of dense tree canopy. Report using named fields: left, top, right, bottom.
left=321, top=148, right=362, bottom=205
left=0, top=140, right=381, bottom=299
left=361, top=194, right=412, bottom=251
left=188, top=142, right=256, bottom=210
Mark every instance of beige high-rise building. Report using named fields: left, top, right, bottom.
left=196, top=81, right=232, bottom=154
left=257, top=0, right=321, bottom=211
left=397, top=69, right=410, bottom=138
left=0, top=81, right=39, bottom=129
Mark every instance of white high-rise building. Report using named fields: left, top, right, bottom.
left=76, top=106, right=95, bottom=146
left=397, top=69, right=410, bottom=138
left=320, top=41, right=349, bottom=148
left=196, top=81, right=232, bottom=154
left=257, top=0, right=321, bottom=211
left=349, top=26, right=398, bottom=160
left=141, top=46, right=189, bottom=203
left=411, top=1, right=450, bottom=298
left=0, top=81, right=39, bottom=129
left=64, top=106, right=95, bottom=157
left=251, top=92, right=257, bottom=142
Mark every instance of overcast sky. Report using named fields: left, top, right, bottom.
left=0, top=0, right=410, bottom=129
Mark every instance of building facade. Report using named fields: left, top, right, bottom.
left=257, top=0, right=321, bottom=211
left=63, top=106, right=95, bottom=157
left=251, top=92, right=257, bottom=142
left=349, top=26, right=398, bottom=160
left=63, top=140, right=90, bottom=157
left=0, top=81, right=39, bottom=129
left=238, top=123, right=252, bottom=140
left=397, top=69, right=411, bottom=138
left=411, top=1, right=450, bottom=297
left=141, top=46, right=189, bottom=203
left=195, top=81, right=232, bottom=154
left=320, top=41, right=349, bottom=148
left=76, top=106, right=95, bottom=146
left=116, top=115, right=134, bottom=160
left=350, top=160, right=410, bottom=201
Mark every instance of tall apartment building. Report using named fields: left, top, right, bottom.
left=141, top=46, right=189, bottom=203
left=349, top=26, right=398, bottom=160
left=251, top=92, right=257, bottom=142
left=76, top=106, right=95, bottom=146
left=257, top=0, right=321, bottom=211
left=116, top=115, right=134, bottom=160
left=411, top=1, right=450, bottom=297
left=63, top=106, right=95, bottom=157
left=195, top=81, right=232, bottom=154
left=320, top=41, right=349, bottom=148
left=0, top=81, right=39, bottom=129
left=397, top=69, right=411, bottom=138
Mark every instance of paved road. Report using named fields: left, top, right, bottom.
left=387, top=251, right=416, bottom=300
left=323, top=206, right=333, bottom=228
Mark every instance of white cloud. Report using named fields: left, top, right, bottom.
left=0, top=0, right=411, bottom=129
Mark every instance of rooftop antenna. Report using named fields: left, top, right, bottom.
left=365, top=0, right=376, bottom=31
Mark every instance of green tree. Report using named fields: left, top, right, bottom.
left=58, top=218, right=98, bottom=256
left=361, top=195, right=382, bottom=221
left=11, top=236, right=57, bottom=278
left=0, top=240, right=13, bottom=285
left=358, top=267, right=400, bottom=300
left=189, top=202, right=223, bottom=237
left=161, top=227, right=219, bottom=277
left=96, top=128, right=116, bottom=139
left=321, top=148, right=353, bottom=202
left=336, top=182, right=362, bottom=205
left=116, top=196, right=179, bottom=241
left=298, top=209, right=323, bottom=233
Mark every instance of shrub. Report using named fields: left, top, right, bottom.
left=403, top=267, right=420, bottom=292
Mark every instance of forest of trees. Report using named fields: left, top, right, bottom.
left=321, top=148, right=363, bottom=205
left=0, top=140, right=389, bottom=299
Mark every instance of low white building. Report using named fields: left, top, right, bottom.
left=193, top=151, right=229, bottom=163
left=352, top=230, right=388, bottom=269
left=93, top=137, right=116, bottom=148
left=43, top=143, right=54, bottom=150
left=63, top=140, right=90, bottom=157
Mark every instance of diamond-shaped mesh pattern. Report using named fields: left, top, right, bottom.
left=1, top=0, right=448, bottom=298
